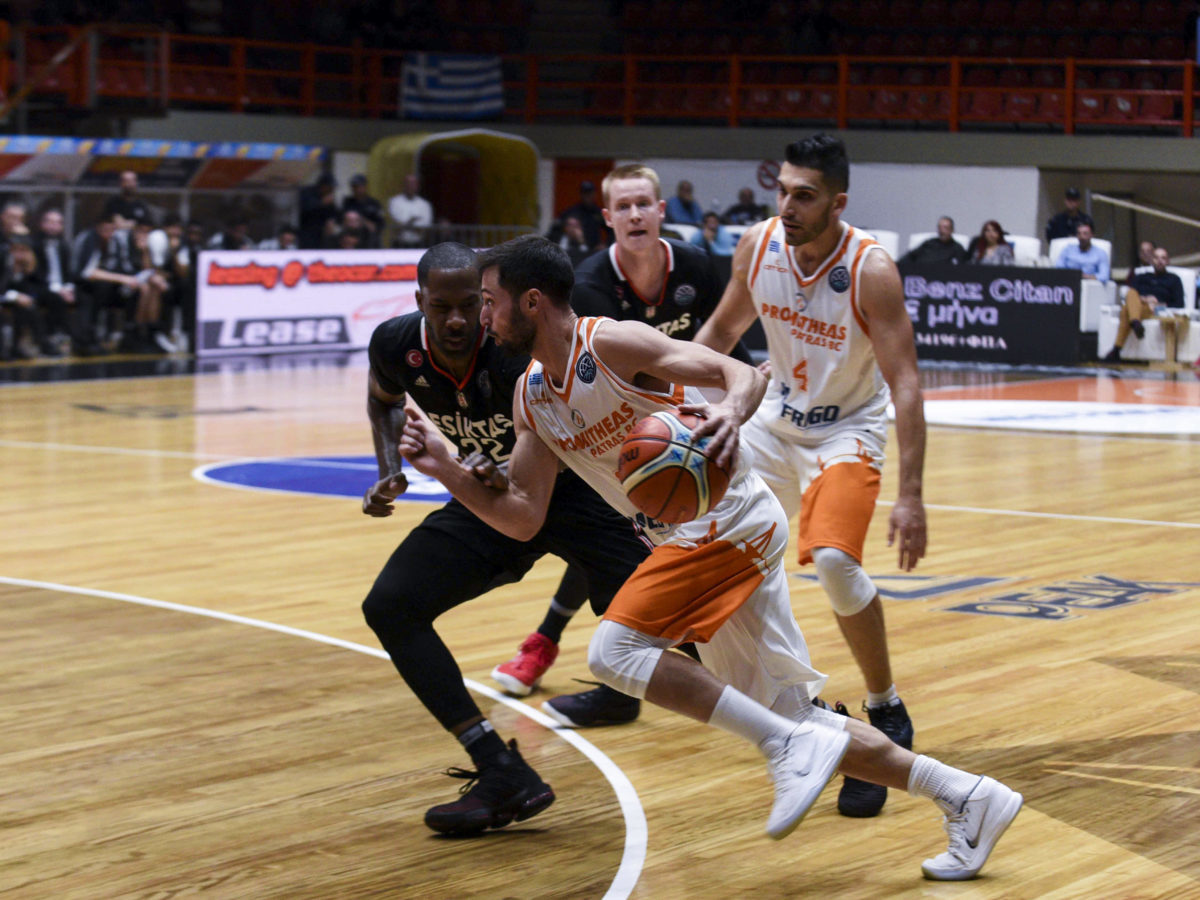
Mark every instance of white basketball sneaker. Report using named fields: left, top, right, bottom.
left=922, top=776, right=1023, bottom=881
left=764, top=722, right=851, bottom=840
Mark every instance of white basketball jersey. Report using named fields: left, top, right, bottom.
left=748, top=219, right=890, bottom=444
left=517, top=316, right=757, bottom=547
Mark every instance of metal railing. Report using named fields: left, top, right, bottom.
left=4, top=23, right=1198, bottom=136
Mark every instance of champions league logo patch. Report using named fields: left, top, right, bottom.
left=477, top=370, right=492, bottom=398
left=406, top=349, right=424, bottom=367
left=576, top=351, right=597, bottom=384
left=674, top=284, right=697, bottom=307
left=828, top=265, right=851, bottom=293
left=571, top=409, right=586, bottom=429
left=795, top=289, right=809, bottom=312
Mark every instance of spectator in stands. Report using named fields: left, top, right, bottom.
left=388, top=173, right=434, bottom=248
left=325, top=209, right=369, bottom=250
left=73, top=212, right=169, bottom=354
left=103, top=170, right=152, bottom=229
left=1056, top=222, right=1110, bottom=282
left=722, top=187, right=766, bottom=226
left=259, top=225, right=299, bottom=251
left=1, top=237, right=63, bottom=358
left=34, top=208, right=100, bottom=356
left=148, top=214, right=187, bottom=350
left=0, top=201, right=30, bottom=251
left=299, top=174, right=340, bottom=249
left=554, top=215, right=592, bottom=266
left=900, top=216, right=967, bottom=265
left=1103, top=245, right=1185, bottom=362
left=665, top=179, right=704, bottom=226
left=967, top=220, right=1015, bottom=266
left=556, top=180, right=609, bottom=249
left=1045, top=187, right=1093, bottom=242
left=1134, top=240, right=1155, bottom=270
left=206, top=219, right=254, bottom=251
left=342, top=174, right=384, bottom=248
left=691, top=211, right=737, bottom=256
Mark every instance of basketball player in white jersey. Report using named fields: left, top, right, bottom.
left=399, top=236, right=1021, bottom=881
left=695, top=133, right=926, bottom=819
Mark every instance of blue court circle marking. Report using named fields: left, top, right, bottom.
left=192, top=455, right=452, bottom=502
left=0, top=575, right=647, bottom=900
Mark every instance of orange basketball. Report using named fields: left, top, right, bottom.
left=616, top=410, right=731, bottom=524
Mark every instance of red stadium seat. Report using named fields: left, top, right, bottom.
left=1165, top=68, right=1185, bottom=90
left=925, top=33, right=957, bottom=56
left=893, top=33, right=925, bottom=57
left=963, top=66, right=998, bottom=86
left=1097, top=68, right=1130, bottom=89
left=1039, top=90, right=1065, bottom=117
left=980, top=0, right=1013, bottom=27
left=997, top=67, right=1030, bottom=86
left=889, top=0, right=920, bottom=26
left=1132, top=69, right=1164, bottom=90
left=1087, top=34, right=1121, bottom=59
left=1074, top=69, right=1096, bottom=88
left=869, top=65, right=902, bottom=85
left=917, top=0, right=951, bottom=25
left=862, top=33, right=894, bottom=55
left=846, top=87, right=874, bottom=117
left=990, top=34, right=1022, bottom=57
left=1032, top=66, right=1064, bottom=87
left=901, top=66, right=934, bottom=85
left=778, top=87, right=807, bottom=115
left=807, top=87, right=837, bottom=117
left=957, top=33, right=989, bottom=56
left=961, top=90, right=1002, bottom=118
left=1122, top=35, right=1152, bottom=59
left=906, top=88, right=950, bottom=118
left=1004, top=90, right=1039, bottom=118
left=1075, top=92, right=1105, bottom=118
left=1020, top=34, right=1054, bottom=58
left=742, top=87, right=778, bottom=114
left=1139, top=94, right=1175, bottom=119
left=1044, top=0, right=1077, bottom=24
left=1110, top=0, right=1140, bottom=27
left=872, top=89, right=905, bottom=116
left=1153, top=37, right=1186, bottom=60
left=1143, top=0, right=1176, bottom=22
left=1054, top=34, right=1087, bottom=58
left=808, top=65, right=838, bottom=84
left=1107, top=94, right=1137, bottom=118
left=850, top=0, right=888, bottom=27
left=950, top=0, right=983, bottom=27
left=1077, top=0, right=1109, bottom=28
left=1012, top=0, right=1045, bottom=22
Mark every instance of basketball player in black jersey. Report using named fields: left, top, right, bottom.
left=495, top=165, right=753, bottom=728
left=361, top=242, right=651, bottom=835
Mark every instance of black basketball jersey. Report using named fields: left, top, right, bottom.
left=571, top=238, right=721, bottom=341
left=368, top=312, right=529, bottom=465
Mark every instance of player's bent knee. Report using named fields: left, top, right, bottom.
left=812, top=546, right=876, bottom=617
left=587, top=619, right=664, bottom=699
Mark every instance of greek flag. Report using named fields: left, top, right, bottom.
left=400, top=53, right=504, bottom=120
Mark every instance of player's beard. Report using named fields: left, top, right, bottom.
left=782, top=203, right=833, bottom=247
left=495, top=307, right=537, bottom=356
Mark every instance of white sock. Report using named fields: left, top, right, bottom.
left=708, top=685, right=800, bottom=757
left=866, top=685, right=900, bottom=708
left=907, top=754, right=983, bottom=814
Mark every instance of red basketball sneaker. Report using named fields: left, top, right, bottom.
left=491, top=632, right=558, bottom=696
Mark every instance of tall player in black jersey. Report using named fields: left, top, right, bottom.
left=361, top=243, right=651, bottom=835
left=494, top=164, right=753, bottom=729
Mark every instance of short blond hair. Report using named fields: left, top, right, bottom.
left=602, top=164, right=661, bottom=206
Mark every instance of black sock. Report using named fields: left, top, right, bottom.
left=537, top=565, right=590, bottom=643
left=458, top=720, right=508, bottom=768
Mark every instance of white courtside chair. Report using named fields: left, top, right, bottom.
left=863, top=228, right=900, bottom=259
left=665, top=223, right=699, bottom=243
left=1008, top=234, right=1042, bottom=266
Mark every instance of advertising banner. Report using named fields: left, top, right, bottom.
left=899, top=263, right=1081, bottom=365
left=196, top=249, right=423, bottom=357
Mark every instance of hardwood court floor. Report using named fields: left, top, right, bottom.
left=2, top=361, right=1198, bottom=899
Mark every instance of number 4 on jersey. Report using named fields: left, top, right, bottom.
left=792, top=359, right=808, bottom=392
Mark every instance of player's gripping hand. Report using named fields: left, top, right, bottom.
left=680, top=401, right=741, bottom=473
left=460, top=451, right=508, bottom=490
left=362, top=473, right=408, bottom=517
left=399, top=408, right=453, bottom=477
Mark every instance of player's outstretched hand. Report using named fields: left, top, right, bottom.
left=680, top=401, right=740, bottom=472
left=460, top=451, right=508, bottom=490
left=362, top=473, right=408, bottom=517
left=887, top=495, right=927, bottom=571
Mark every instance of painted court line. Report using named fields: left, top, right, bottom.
left=0, top=575, right=647, bottom=900
left=878, top=499, right=1200, bottom=530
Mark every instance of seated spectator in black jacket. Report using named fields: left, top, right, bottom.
left=206, top=219, right=254, bottom=251
left=1103, top=245, right=1186, bottom=361
left=900, top=216, right=967, bottom=265
left=554, top=215, right=592, bottom=266
left=103, top=170, right=153, bottom=229
left=1, top=238, right=62, bottom=358
left=722, top=187, right=766, bottom=226
left=33, top=208, right=100, bottom=355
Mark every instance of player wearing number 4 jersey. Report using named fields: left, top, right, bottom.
left=400, top=236, right=1021, bottom=881
left=697, top=133, right=927, bottom=819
